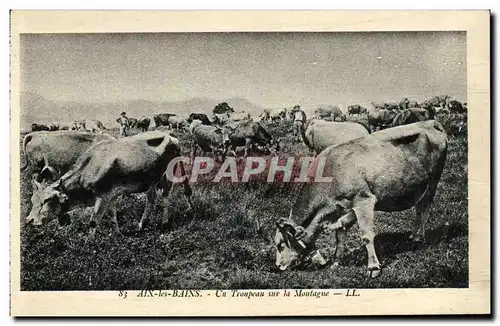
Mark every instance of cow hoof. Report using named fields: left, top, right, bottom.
left=366, top=269, right=381, bottom=279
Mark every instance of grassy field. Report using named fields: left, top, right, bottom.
left=19, top=120, right=468, bottom=290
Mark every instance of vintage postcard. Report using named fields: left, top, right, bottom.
left=10, top=10, right=490, bottom=316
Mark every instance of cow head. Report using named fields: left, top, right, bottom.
left=26, top=178, right=69, bottom=226
left=274, top=218, right=313, bottom=271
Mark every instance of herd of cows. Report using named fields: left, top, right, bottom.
left=22, top=94, right=466, bottom=278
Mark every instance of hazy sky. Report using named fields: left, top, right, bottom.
left=21, top=32, right=466, bottom=107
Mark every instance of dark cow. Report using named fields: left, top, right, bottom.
left=347, top=104, right=367, bottom=116
left=26, top=131, right=193, bottom=234
left=188, top=113, right=212, bottom=125
left=21, top=131, right=116, bottom=182
left=275, top=120, right=448, bottom=278
left=154, top=113, right=177, bottom=128
left=391, top=108, right=433, bottom=127
left=128, top=118, right=138, bottom=128
left=31, top=123, right=50, bottom=132
left=225, top=120, right=279, bottom=156
left=136, top=117, right=151, bottom=132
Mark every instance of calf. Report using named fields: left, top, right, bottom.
left=275, top=120, right=447, bottom=278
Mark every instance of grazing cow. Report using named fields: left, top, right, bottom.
left=300, top=119, right=369, bottom=155
left=274, top=120, right=448, bottom=278
left=84, top=119, right=106, bottom=133
left=26, top=131, right=193, bottom=235
left=391, top=108, right=432, bottom=127
left=314, top=106, right=346, bottom=122
left=136, top=117, right=151, bottom=132
left=154, top=113, right=177, bottom=128
left=31, top=123, right=50, bottom=132
left=167, top=116, right=189, bottom=132
left=269, top=108, right=288, bottom=121
left=21, top=131, right=116, bottom=182
left=225, top=120, right=279, bottom=156
left=347, top=104, right=367, bottom=116
left=230, top=111, right=251, bottom=122
left=189, top=121, right=229, bottom=160
left=188, top=113, right=212, bottom=125
left=368, top=108, right=397, bottom=132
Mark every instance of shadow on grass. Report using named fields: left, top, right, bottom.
left=343, top=222, right=467, bottom=266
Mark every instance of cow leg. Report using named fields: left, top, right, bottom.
left=138, top=185, right=157, bottom=230
left=244, top=138, right=252, bottom=157
left=89, top=195, right=113, bottom=238
left=108, top=197, right=123, bottom=236
left=324, top=210, right=357, bottom=268
left=351, top=192, right=380, bottom=278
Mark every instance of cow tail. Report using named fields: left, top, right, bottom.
left=21, top=133, right=32, bottom=171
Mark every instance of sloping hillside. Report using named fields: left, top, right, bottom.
left=18, top=92, right=267, bottom=131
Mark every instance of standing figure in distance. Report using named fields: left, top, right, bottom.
left=117, top=111, right=130, bottom=137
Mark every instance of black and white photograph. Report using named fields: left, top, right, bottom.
left=10, top=10, right=490, bottom=316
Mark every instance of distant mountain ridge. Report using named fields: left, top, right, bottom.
left=19, top=92, right=267, bottom=131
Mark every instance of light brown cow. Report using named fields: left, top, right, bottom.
left=275, top=120, right=448, bottom=278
